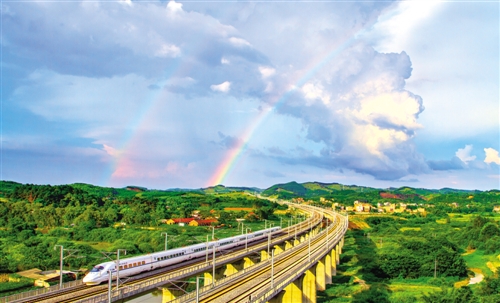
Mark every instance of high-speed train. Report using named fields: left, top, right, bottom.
left=83, top=226, right=281, bottom=285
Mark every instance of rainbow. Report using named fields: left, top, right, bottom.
left=206, top=41, right=354, bottom=187
left=205, top=10, right=387, bottom=187
left=105, top=3, right=394, bottom=187
left=105, top=34, right=213, bottom=185
left=103, top=61, right=182, bottom=186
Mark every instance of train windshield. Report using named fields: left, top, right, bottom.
left=90, top=266, right=104, bottom=273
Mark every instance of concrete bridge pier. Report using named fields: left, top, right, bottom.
left=161, top=284, right=185, bottom=302
left=244, top=256, right=258, bottom=268
left=315, top=257, right=326, bottom=291
left=302, top=268, right=316, bottom=303
left=331, top=248, right=337, bottom=276
left=261, top=249, right=270, bottom=261
left=267, top=279, right=302, bottom=303
left=224, top=260, right=244, bottom=277
left=325, top=253, right=332, bottom=284
left=274, top=243, right=286, bottom=255
left=300, top=235, right=306, bottom=243
left=203, top=267, right=225, bottom=286
left=265, top=234, right=345, bottom=303
left=335, top=244, right=340, bottom=265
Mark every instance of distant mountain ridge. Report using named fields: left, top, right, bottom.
left=0, top=180, right=493, bottom=198
left=258, top=181, right=497, bottom=204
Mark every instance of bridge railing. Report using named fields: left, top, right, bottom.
left=72, top=209, right=323, bottom=303
left=0, top=279, right=83, bottom=303
left=253, top=213, right=348, bottom=303
left=168, top=210, right=347, bottom=303
left=168, top=213, right=328, bottom=303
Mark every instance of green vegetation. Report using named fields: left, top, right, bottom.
left=1, top=180, right=499, bottom=299
left=0, top=180, right=290, bottom=296
left=319, top=212, right=500, bottom=302
left=262, top=182, right=500, bottom=212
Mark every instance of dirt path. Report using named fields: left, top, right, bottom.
left=468, top=268, right=484, bottom=285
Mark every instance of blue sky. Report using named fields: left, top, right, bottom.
left=1, top=0, right=499, bottom=190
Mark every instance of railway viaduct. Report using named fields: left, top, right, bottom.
left=166, top=203, right=348, bottom=303
left=2, top=203, right=348, bottom=303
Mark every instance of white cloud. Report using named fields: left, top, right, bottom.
left=455, top=145, right=476, bottom=164
left=364, top=1, right=499, bottom=141
left=366, top=1, right=444, bottom=53
left=210, top=81, right=231, bottom=93
left=301, top=82, right=330, bottom=106
left=154, top=43, right=181, bottom=58
left=258, top=66, right=275, bottom=78
left=264, top=43, right=427, bottom=180
left=119, top=0, right=133, bottom=7
left=229, top=37, right=251, bottom=47
left=3, top=1, right=498, bottom=190
left=484, top=148, right=500, bottom=165
left=167, top=1, right=183, bottom=13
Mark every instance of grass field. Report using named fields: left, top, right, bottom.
left=400, top=227, right=421, bottom=232
left=388, top=280, right=441, bottom=298
left=318, top=212, right=500, bottom=302
left=463, top=250, right=500, bottom=277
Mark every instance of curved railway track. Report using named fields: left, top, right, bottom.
left=174, top=206, right=347, bottom=303
left=15, top=206, right=321, bottom=303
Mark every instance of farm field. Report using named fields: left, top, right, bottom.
left=318, top=213, right=500, bottom=303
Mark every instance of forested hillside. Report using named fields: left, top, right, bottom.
left=262, top=181, right=500, bottom=211
left=1, top=180, right=499, bottom=301
left=0, top=181, right=282, bottom=276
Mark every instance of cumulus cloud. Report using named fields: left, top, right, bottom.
left=5, top=0, right=496, bottom=189
left=166, top=0, right=183, bottom=13
left=455, top=144, right=476, bottom=163
left=229, top=37, right=252, bottom=47
left=263, top=42, right=427, bottom=180
left=259, top=66, right=276, bottom=79
left=154, top=44, right=181, bottom=58
left=211, top=81, right=231, bottom=93
left=484, top=148, right=500, bottom=165
left=1, top=0, right=269, bottom=96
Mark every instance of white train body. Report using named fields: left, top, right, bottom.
left=83, top=226, right=281, bottom=285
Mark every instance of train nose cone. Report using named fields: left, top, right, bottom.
left=83, top=274, right=92, bottom=283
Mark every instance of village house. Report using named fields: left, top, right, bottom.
left=164, top=218, right=217, bottom=226
left=354, top=200, right=372, bottom=212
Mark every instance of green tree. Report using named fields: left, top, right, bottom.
left=480, top=222, right=500, bottom=240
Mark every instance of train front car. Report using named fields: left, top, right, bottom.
left=83, top=262, right=114, bottom=285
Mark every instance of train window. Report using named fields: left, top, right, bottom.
left=133, top=263, right=136, bottom=267
left=124, top=265, right=128, bottom=269
left=142, top=261, right=145, bottom=265
left=119, top=266, right=123, bottom=270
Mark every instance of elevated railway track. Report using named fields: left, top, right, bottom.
left=170, top=204, right=347, bottom=303
left=3, top=203, right=337, bottom=303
